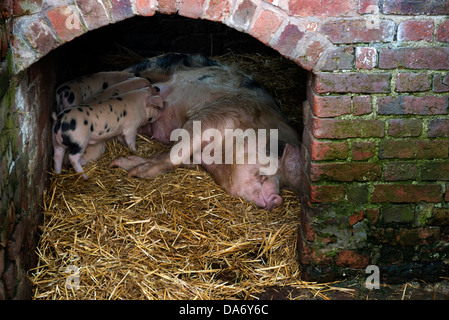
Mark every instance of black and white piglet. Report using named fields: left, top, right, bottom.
left=52, top=87, right=164, bottom=178
left=55, top=71, right=135, bottom=114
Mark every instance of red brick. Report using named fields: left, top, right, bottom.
left=381, top=0, right=449, bottom=15
left=347, top=184, right=370, bottom=205
left=298, top=205, right=315, bottom=242
left=349, top=211, right=364, bottom=226
left=157, top=0, right=178, bottom=14
left=310, top=162, right=381, bottom=182
left=387, top=119, right=422, bottom=137
left=314, top=72, right=391, bottom=93
left=355, top=47, right=377, bottom=70
left=396, top=73, right=430, bottom=92
left=76, top=0, right=110, bottom=29
left=273, top=24, right=305, bottom=58
left=46, top=6, right=84, bottom=42
left=437, top=20, right=449, bottom=42
left=249, top=10, right=282, bottom=45
left=233, top=0, right=256, bottom=27
left=382, top=205, right=415, bottom=224
left=296, top=39, right=326, bottom=71
left=298, top=240, right=334, bottom=265
left=398, top=20, right=434, bottom=42
left=179, top=0, right=205, bottom=18
left=303, top=129, right=349, bottom=161
left=421, top=161, right=449, bottom=181
left=379, top=47, right=449, bottom=70
left=365, top=208, right=379, bottom=224
left=378, top=96, right=448, bottom=115
left=336, top=250, right=369, bottom=268
left=353, top=96, right=372, bottom=115
left=371, top=227, right=440, bottom=245
left=0, top=0, right=12, bottom=15
left=431, top=208, right=449, bottom=225
left=428, top=119, right=449, bottom=138
left=309, top=184, right=346, bottom=203
left=311, top=94, right=351, bottom=118
left=371, top=184, right=443, bottom=203
left=321, top=46, right=354, bottom=71
left=13, top=0, right=42, bottom=16
left=312, top=118, right=385, bottom=139
left=135, top=0, right=156, bottom=16
left=205, top=0, right=231, bottom=21
left=352, top=141, right=375, bottom=161
left=433, top=73, right=449, bottom=93
left=379, top=139, right=449, bottom=159
left=384, top=162, right=418, bottom=181
left=398, top=227, right=440, bottom=245
left=23, top=18, right=57, bottom=56
left=320, top=19, right=395, bottom=44
left=358, top=0, right=379, bottom=14
left=289, top=0, right=353, bottom=16
left=109, top=0, right=133, bottom=22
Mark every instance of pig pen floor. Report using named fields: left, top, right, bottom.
left=30, top=136, right=307, bottom=300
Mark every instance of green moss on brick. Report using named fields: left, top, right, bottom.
left=325, top=248, right=339, bottom=257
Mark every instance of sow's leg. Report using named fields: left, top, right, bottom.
left=109, top=119, right=201, bottom=178
left=111, top=152, right=177, bottom=178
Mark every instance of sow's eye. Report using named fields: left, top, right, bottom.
left=148, top=117, right=153, bottom=122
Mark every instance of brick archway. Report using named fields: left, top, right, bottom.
left=1, top=0, right=449, bottom=297
left=10, top=0, right=335, bottom=73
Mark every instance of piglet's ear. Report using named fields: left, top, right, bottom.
left=152, top=83, right=172, bottom=99
left=148, top=95, right=164, bottom=108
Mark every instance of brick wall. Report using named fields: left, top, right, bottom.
left=297, top=1, right=449, bottom=282
left=0, top=1, right=65, bottom=299
left=1, top=0, right=449, bottom=295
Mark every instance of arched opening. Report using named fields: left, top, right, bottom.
left=52, top=14, right=307, bottom=131
left=23, top=13, right=308, bottom=299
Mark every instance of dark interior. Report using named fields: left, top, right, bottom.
left=49, top=13, right=307, bottom=133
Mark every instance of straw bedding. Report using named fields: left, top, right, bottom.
left=29, top=53, right=352, bottom=299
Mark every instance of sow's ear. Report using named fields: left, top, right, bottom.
left=280, top=142, right=301, bottom=192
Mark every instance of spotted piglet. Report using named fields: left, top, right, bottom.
left=83, top=77, right=151, bottom=105
left=55, top=71, right=135, bottom=114
left=52, top=87, right=164, bottom=178
left=58, top=77, right=152, bottom=166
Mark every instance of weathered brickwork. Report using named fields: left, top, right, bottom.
left=1, top=0, right=448, bottom=295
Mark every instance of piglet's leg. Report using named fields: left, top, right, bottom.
left=53, top=146, right=66, bottom=174
left=123, top=130, right=137, bottom=152
left=68, top=153, right=88, bottom=179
